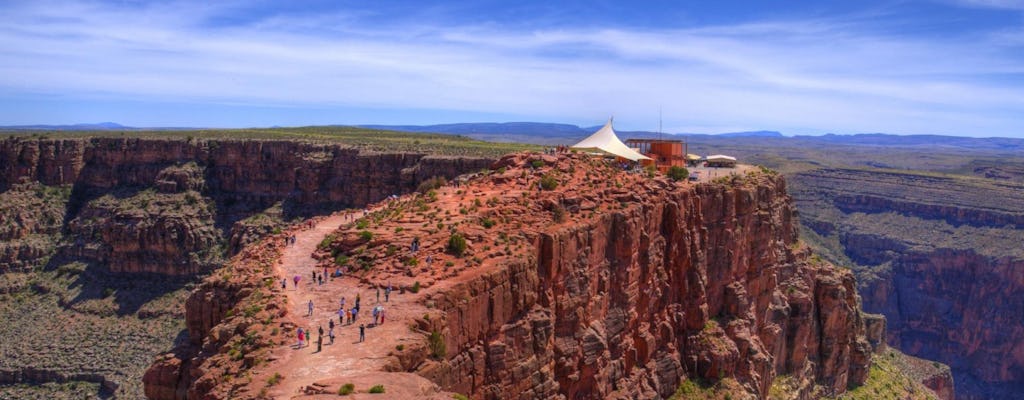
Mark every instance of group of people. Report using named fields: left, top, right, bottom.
left=546, top=144, right=571, bottom=154
left=284, top=234, right=297, bottom=246
left=296, top=284, right=394, bottom=352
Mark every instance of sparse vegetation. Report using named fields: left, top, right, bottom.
left=266, top=372, right=282, bottom=386
left=429, top=330, right=446, bottom=359
left=447, top=233, right=467, bottom=257
left=540, top=174, right=558, bottom=190
left=551, top=204, right=567, bottom=223
left=666, top=166, right=689, bottom=181
left=338, top=383, right=355, bottom=395
left=368, top=384, right=385, bottom=394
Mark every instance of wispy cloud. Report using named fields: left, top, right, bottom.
left=1, top=1, right=1022, bottom=136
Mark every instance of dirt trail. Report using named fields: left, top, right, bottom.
left=260, top=212, right=435, bottom=399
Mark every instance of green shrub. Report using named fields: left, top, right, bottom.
left=396, top=344, right=405, bottom=351
left=369, top=384, right=385, bottom=394
left=429, top=330, right=446, bottom=359
left=335, top=254, right=349, bottom=266
left=338, top=383, right=355, bottom=395
left=359, top=230, right=374, bottom=241
left=355, top=219, right=369, bottom=229
left=531, top=160, right=545, bottom=168
left=411, top=281, right=421, bottom=293
left=452, top=394, right=469, bottom=400
left=267, top=372, right=282, bottom=386
left=480, top=217, right=496, bottom=228
left=666, top=166, right=689, bottom=181
left=540, top=174, right=558, bottom=190
left=447, top=233, right=467, bottom=257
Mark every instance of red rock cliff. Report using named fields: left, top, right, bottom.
left=0, top=137, right=492, bottom=274
left=409, top=154, right=873, bottom=399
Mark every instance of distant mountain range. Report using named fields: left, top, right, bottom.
left=2, top=122, right=129, bottom=130
left=2, top=121, right=1020, bottom=151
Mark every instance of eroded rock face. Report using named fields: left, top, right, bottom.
left=417, top=154, right=872, bottom=399
left=0, top=137, right=492, bottom=275
left=143, top=153, right=876, bottom=400
left=790, top=167, right=1024, bottom=399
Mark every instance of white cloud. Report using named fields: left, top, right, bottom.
left=0, top=1, right=1023, bottom=136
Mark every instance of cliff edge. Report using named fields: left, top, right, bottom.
left=147, top=152, right=889, bottom=399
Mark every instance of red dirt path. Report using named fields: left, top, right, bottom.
left=254, top=212, right=446, bottom=399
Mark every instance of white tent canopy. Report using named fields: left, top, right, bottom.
left=571, top=119, right=651, bottom=161
left=706, top=155, right=737, bottom=161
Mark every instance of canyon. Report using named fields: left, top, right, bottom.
left=142, top=151, right=937, bottom=399
left=0, top=131, right=969, bottom=399
left=0, top=134, right=501, bottom=399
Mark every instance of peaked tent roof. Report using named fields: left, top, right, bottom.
left=571, top=119, right=652, bottom=161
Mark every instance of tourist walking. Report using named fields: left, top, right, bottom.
left=307, top=299, right=314, bottom=316
left=316, top=333, right=322, bottom=352
left=385, top=285, right=391, bottom=302
left=329, top=326, right=335, bottom=344
left=281, top=278, right=286, bottom=290
left=380, top=309, right=385, bottom=325
left=359, top=324, right=365, bottom=343
left=297, top=327, right=305, bottom=348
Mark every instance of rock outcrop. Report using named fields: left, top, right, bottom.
left=407, top=154, right=872, bottom=399
left=159, top=153, right=880, bottom=400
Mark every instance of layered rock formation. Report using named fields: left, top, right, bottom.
left=0, top=137, right=493, bottom=275
left=412, top=154, right=872, bottom=399
left=149, top=152, right=887, bottom=400
left=0, top=136, right=495, bottom=399
left=791, top=167, right=1024, bottom=399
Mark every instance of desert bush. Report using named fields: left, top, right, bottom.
left=666, top=166, right=689, bottom=181
left=359, top=230, right=374, bottom=241
left=267, top=372, right=282, bottom=386
left=429, top=330, right=446, bottom=359
left=540, top=174, right=558, bottom=190
left=338, top=383, right=355, bottom=395
left=369, top=384, right=385, bottom=394
left=447, top=233, right=467, bottom=257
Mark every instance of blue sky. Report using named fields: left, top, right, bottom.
left=1, top=0, right=1023, bottom=137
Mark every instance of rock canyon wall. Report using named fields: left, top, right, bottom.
left=0, top=137, right=492, bottom=275
left=417, top=157, right=872, bottom=399
left=791, top=167, right=1024, bottom=399
left=148, top=153, right=895, bottom=400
